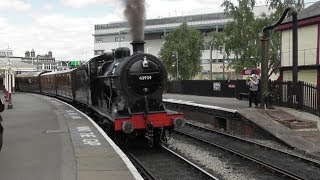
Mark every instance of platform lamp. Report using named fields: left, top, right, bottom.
left=7, top=67, right=13, bottom=109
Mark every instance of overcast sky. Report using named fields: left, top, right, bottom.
left=0, top=0, right=316, bottom=61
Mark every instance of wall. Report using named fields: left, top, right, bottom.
left=281, top=24, right=318, bottom=66
left=282, top=69, right=317, bottom=85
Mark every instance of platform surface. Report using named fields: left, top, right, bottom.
left=0, top=93, right=142, bottom=180
left=163, top=93, right=320, bottom=159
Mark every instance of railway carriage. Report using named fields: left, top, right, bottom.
left=15, top=72, right=47, bottom=93
left=40, top=71, right=57, bottom=95
left=54, top=69, right=76, bottom=101
left=15, top=42, right=185, bottom=146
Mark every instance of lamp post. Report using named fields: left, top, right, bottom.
left=222, top=44, right=226, bottom=80
left=118, top=31, right=123, bottom=47
left=171, top=51, right=179, bottom=80
left=6, top=48, right=13, bottom=109
left=175, top=51, right=179, bottom=80
left=209, top=43, right=213, bottom=80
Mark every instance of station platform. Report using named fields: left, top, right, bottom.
left=163, top=93, right=320, bottom=159
left=0, top=92, right=142, bottom=180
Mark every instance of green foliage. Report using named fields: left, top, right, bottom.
left=267, top=0, right=304, bottom=13
left=209, top=0, right=304, bottom=75
left=210, top=0, right=260, bottom=73
left=159, top=22, right=204, bottom=80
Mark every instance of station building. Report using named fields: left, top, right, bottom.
left=0, top=49, right=60, bottom=74
left=93, top=5, right=270, bottom=80
left=277, top=1, right=320, bottom=87
left=0, top=49, right=37, bottom=73
left=21, top=49, right=56, bottom=71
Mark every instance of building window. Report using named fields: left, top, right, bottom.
left=115, top=36, right=125, bottom=42
left=96, top=38, right=103, bottom=43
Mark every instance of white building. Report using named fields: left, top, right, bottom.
left=93, top=6, right=269, bottom=80
left=94, top=12, right=235, bottom=80
left=0, top=49, right=37, bottom=73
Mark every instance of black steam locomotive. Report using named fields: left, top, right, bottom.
left=16, top=41, right=185, bottom=146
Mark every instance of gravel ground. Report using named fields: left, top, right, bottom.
left=167, top=137, right=286, bottom=180
left=170, top=122, right=319, bottom=179
left=186, top=119, right=306, bottom=156
left=129, top=147, right=215, bottom=180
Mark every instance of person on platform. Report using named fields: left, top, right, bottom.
left=246, top=74, right=259, bottom=108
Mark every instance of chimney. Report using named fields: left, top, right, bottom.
left=48, top=51, right=52, bottom=58
left=131, top=41, right=145, bottom=53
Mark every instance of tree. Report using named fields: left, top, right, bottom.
left=159, top=23, right=204, bottom=80
left=209, top=0, right=303, bottom=76
left=210, top=0, right=261, bottom=74
left=267, top=0, right=304, bottom=13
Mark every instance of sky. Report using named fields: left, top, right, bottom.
left=0, top=0, right=317, bottom=61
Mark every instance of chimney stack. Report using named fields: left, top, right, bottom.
left=131, top=41, right=145, bottom=53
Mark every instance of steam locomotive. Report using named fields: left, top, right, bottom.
left=16, top=41, right=185, bottom=146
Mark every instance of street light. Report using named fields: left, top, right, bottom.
left=146, top=47, right=152, bottom=54
left=118, top=31, right=121, bottom=47
left=222, top=44, right=226, bottom=80
left=172, top=51, right=179, bottom=80
left=209, top=42, right=213, bottom=80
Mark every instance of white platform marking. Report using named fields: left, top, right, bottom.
left=77, top=126, right=101, bottom=146
left=163, top=98, right=237, bottom=113
left=52, top=98, right=143, bottom=180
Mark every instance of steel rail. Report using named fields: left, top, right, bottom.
left=174, top=123, right=316, bottom=180
left=185, top=122, right=320, bottom=166
left=161, top=144, right=220, bottom=180
left=126, top=152, right=157, bottom=180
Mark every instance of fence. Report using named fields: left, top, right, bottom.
left=167, top=79, right=260, bottom=99
left=167, top=80, right=320, bottom=117
left=167, top=80, right=238, bottom=97
left=269, top=81, right=320, bottom=116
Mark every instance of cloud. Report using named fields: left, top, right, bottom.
left=0, top=12, right=123, bottom=61
left=61, top=0, right=116, bottom=8
left=0, top=0, right=31, bottom=11
left=43, top=3, right=54, bottom=11
left=0, top=0, right=246, bottom=62
left=144, top=0, right=224, bottom=18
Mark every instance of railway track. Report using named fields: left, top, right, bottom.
left=125, top=145, right=219, bottom=180
left=173, top=123, right=320, bottom=180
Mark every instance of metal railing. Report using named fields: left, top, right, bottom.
left=269, top=81, right=320, bottom=116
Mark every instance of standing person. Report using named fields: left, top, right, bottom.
left=246, top=74, right=259, bottom=108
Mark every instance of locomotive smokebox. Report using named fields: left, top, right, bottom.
left=131, top=41, right=145, bottom=53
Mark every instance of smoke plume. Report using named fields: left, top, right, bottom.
left=122, top=0, right=146, bottom=41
